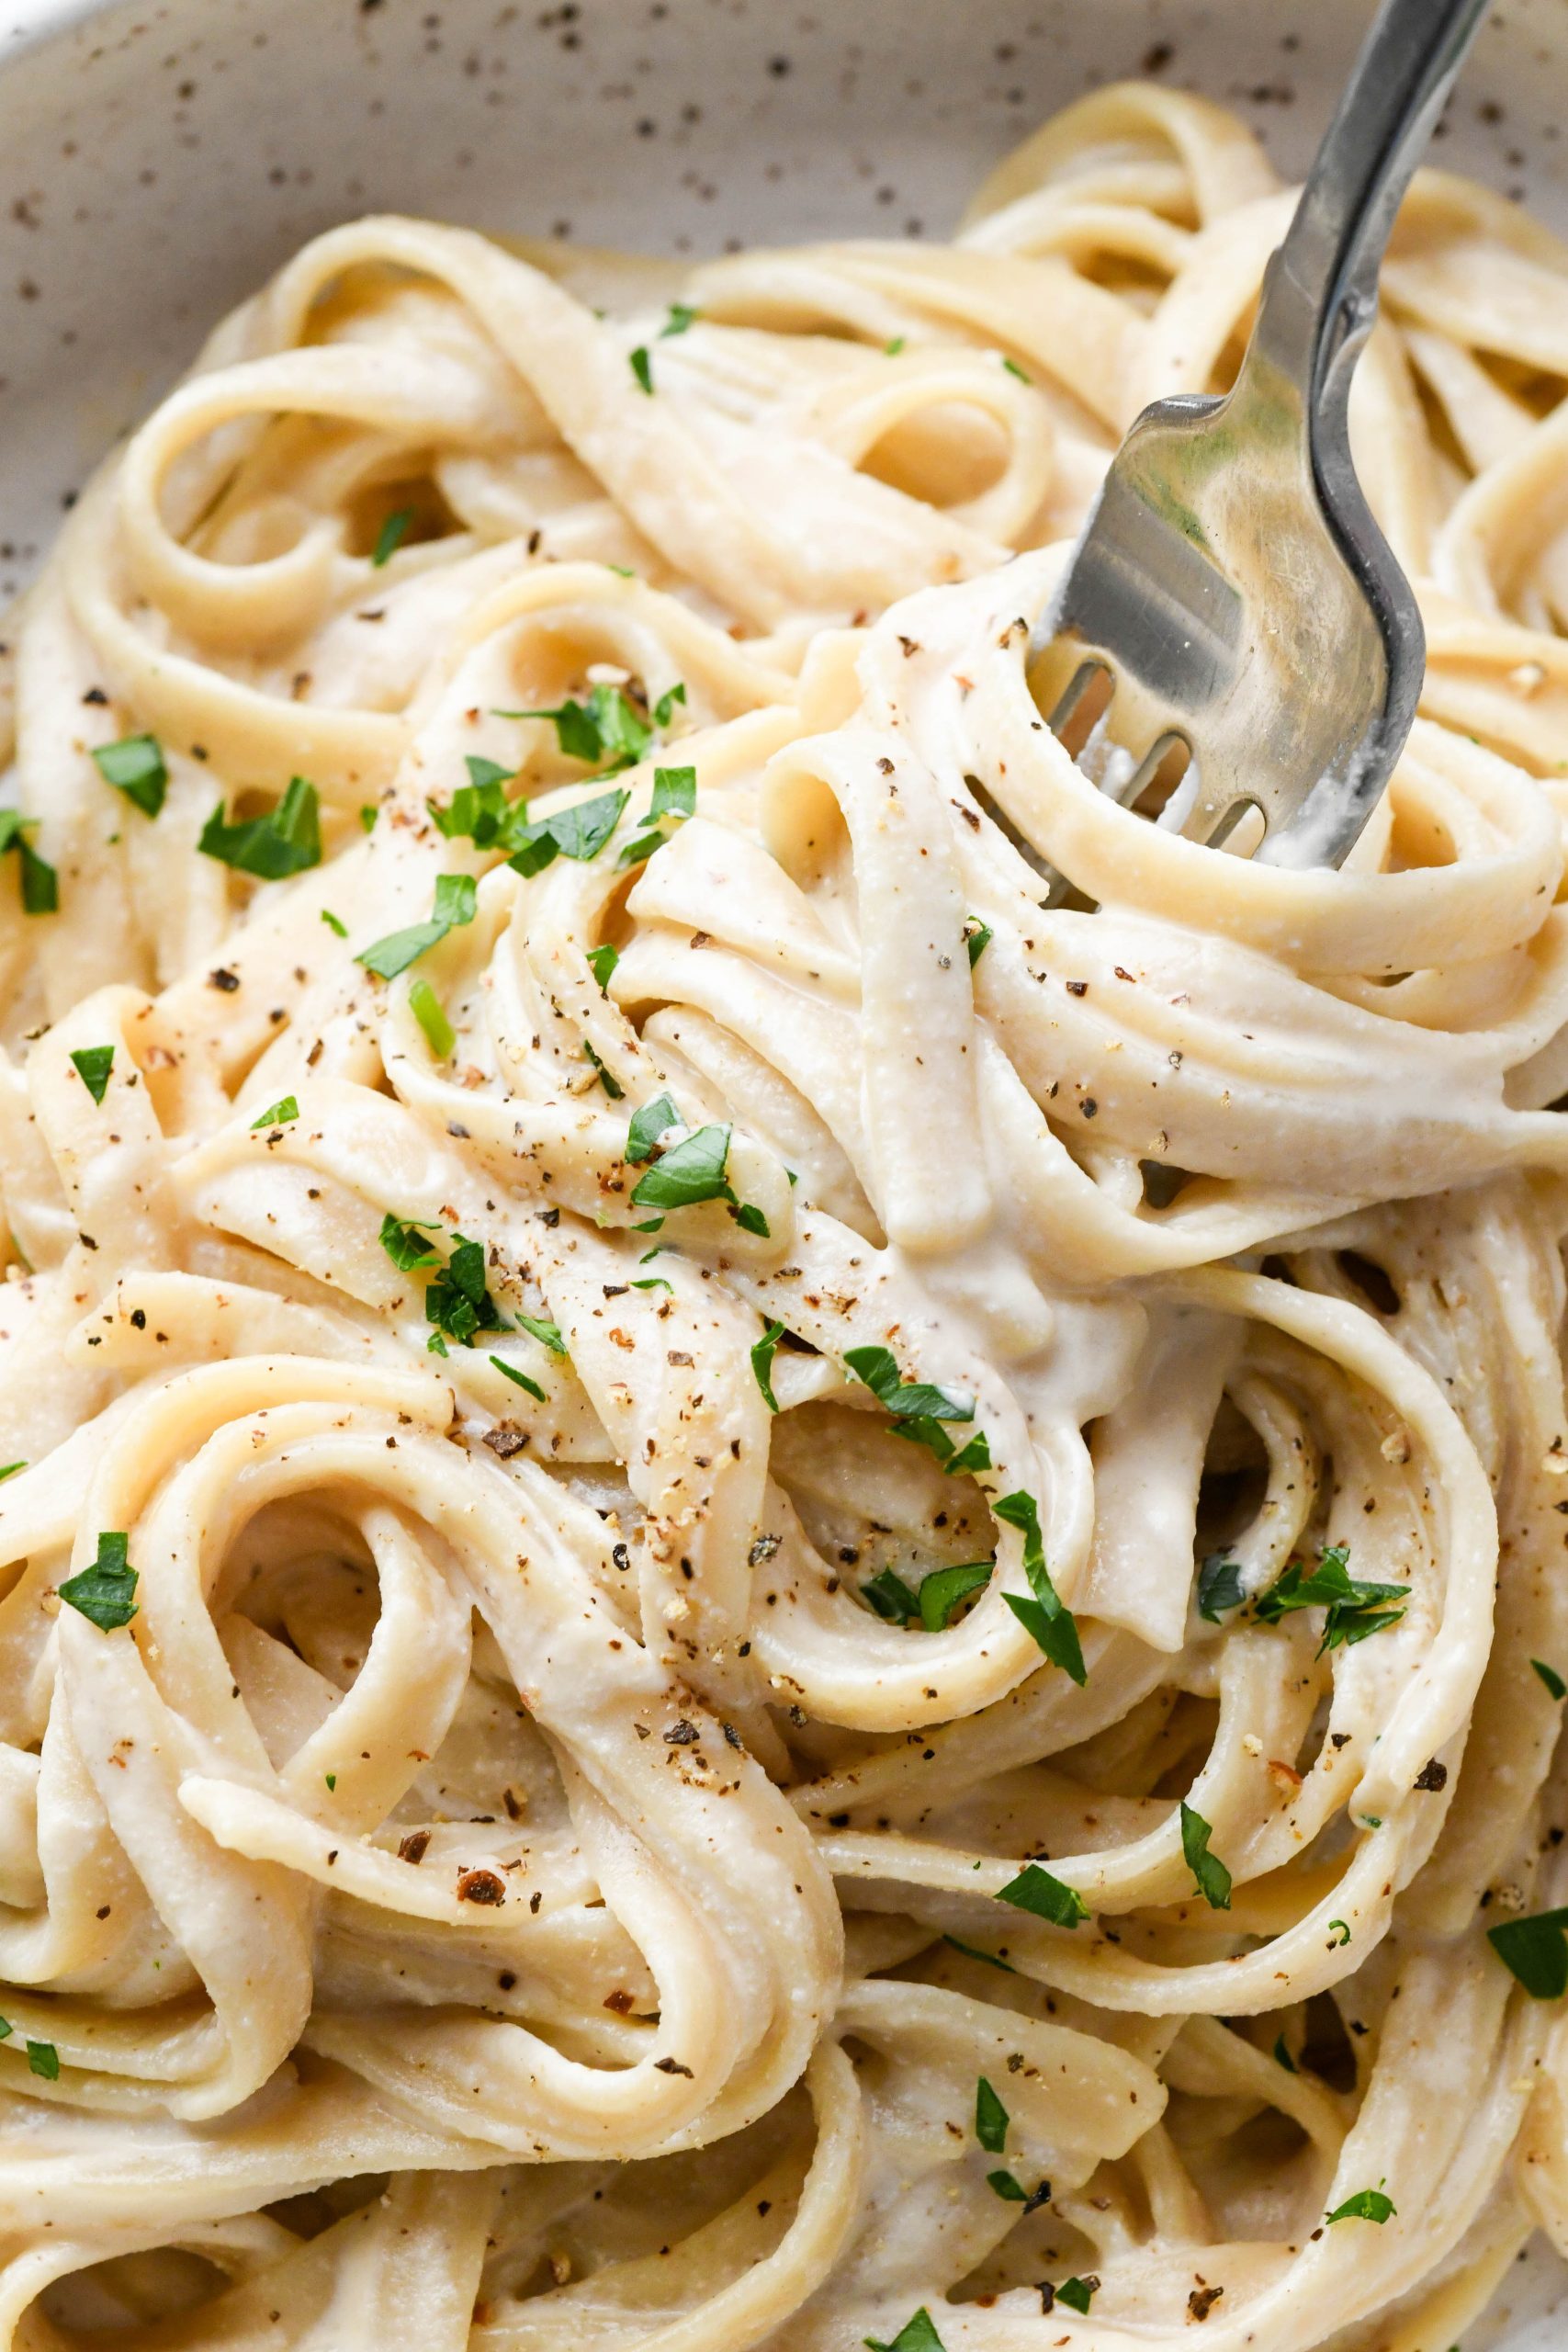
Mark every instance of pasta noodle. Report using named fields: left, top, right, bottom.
left=3, top=73, right=1568, bottom=2351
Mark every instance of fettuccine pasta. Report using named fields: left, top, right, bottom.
left=2, top=76, right=1568, bottom=2352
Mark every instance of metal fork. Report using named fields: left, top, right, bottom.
left=1027, top=0, right=1492, bottom=876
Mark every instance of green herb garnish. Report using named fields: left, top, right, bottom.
left=993, top=1489, right=1086, bottom=1684
left=514, top=1311, right=567, bottom=1357
left=91, top=733, right=166, bottom=818
left=751, top=1319, right=784, bottom=1413
left=975, top=2076, right=1009, bottom=2154
left=1254, top=1544, right=1408, bottom=1654
left=357, top=871, right=478, bottom=979
left=58, top=1531, right=138, bottom=1631
left=1180, top=1802, right=1232, bottom=1911
left=996, top=1861, right=1089, bottom=1928
left=69, top=1046, right=114, bottom=1105
left=630, top=1122, right=735, bottom=1212
left=629, top=345, right=654, bottom=394
left=198, top=776, right=322, bottom=879
left=0, top=813, right=58, bottom=915
left=1196, top=1551, right=1245, bottom=1623
left=1533, top=1659, right=1567, bottom=1701
left=409, top=978, right=455, bottom=1057
left=963, top=918, right=992, bottom=967
left=372, top=507, right=413, bottom=567
left=626, top=1093, right=682, bottom=1165
left=864, top=2311, right=945, bottom=2352
left=587, top=943, right=620, bottom=991
left=583, top=1040, right=624, bottom=1100
left=321, top=909, right=348, bottom=938
left=490, top=1354, right=546, bottom=1403
left=1326, top=2188, right=1395, bottom=2225
left=379, top=1215, right=441, bottom=1273
left=249, top=1095, right=299, bottom=1130
left=1488, top=1907, right=1568, bottom=1999
left=660, top=303, right=698, bottom=337
left=25, top=2040, right=59, bottom=2081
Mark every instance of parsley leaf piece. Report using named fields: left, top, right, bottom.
left=409, top=978, right=455, bottom=1058
left=653, top=682, right=687, bottom=726
left=1180, top=1801, right=1232, bottom=1911
left=987, top=2169, right=1027, bottom=2200
left=631, top=1275, right=672, bottom=1293
left=426, top=1233, right=502, bottom=1349
left=863, top=2307, right=946, bottom=2352
left=1488, top=1906, right=1568, bottom=1999
left=660, top=303, right=698, bottom=338
left=863, top=1567, right=921, bottom=1624
left=0, top=1464, right=24, bottom=1483
left=942, top=1933, right=1017, bottom=1973
left=491, top=1354, right=547, bottom=1404
left=1197, top=1551, right=1245, bottom=1623
left=91, top=733, right=166, bottom=818
left=1274, top=2033, right=1298, bottom=2072
left=321, top=909, right=348, bottom=938
left=1329, top=1918, right=1352, bottom=1947
left=501, top=684, right=655, bottom=774
left=629, top=345, right=654, bottom=394
left=918, top=1560, right=992, bottom=1631
left=844, top=1345, right=975, bottom=1425
left=514, top=1310, right=567, bottom=1358
left=583, top=1041, right=624, bottom=1100
left=372, top=507, right=412, bottom=567
left=2, top=814, right=60, bottom=916
left=944, top=1430, right=992, bottom=1476
left=1055, top=2278, right=1098, bottom=2314
left=733, top=1203, right=771, bottom=1238
left=359, top=805, right=379, bottom=832
left=69, top=1046, right=114, bottom=1105
left=357, top=870, right=478, bottom=980
left=630, top=1123, right=735, bottom=1211
left=1001, top=355, right=1032, bottom=384
left=975, top=2075, right=1009, bottom=2154
left=751, top=1319, right=785, bottom=1413
left=26, top=2040, right=59, bottom=2081
left=587, top=943, right=620, bottom=991
left=1254, top=1544, right=1409, bottom=1655
left=358, top=922, right=448, bottom=979
left=58, top=1531, right=139, bottom=1631
left=1326, top=2188, right=1396, bottom=2225
left=1533, top=1658, right=1567, bottom=1701
left=997, top=1861, right=1089, bottom=1928
left=884, top=335, right=906, bottom=356
left=379, top=1214, right=441, bottom=1272
left=511, top=786, right=632, bottom=876
left=626, top=1093, right=683, bottom=1165
left=650, top=764, right=696, bottom=822
left=199, top=776, right=322, bottom=878
left=249, top=1094, right=299, bottom=1130
left=431, top=761, right=513, bottom=847
left=993, top=1489, right=1086, bottom=1685
left=963, top=917, right=992, bottom=968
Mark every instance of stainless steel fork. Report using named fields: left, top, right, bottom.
left=1028, top=0, right=1492, bottom=875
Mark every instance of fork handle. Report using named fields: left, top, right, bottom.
left=1250, top=0, right=1491, bottom=407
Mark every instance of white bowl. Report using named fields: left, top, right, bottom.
left=2, top=0, right=1567, bottom=2342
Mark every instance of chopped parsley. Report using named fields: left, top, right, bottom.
left=58, top=1531, right=138, bottom=1631
left=359, top=804, right=379, bottom=833
left=996, top=1861, right=1089, bottom=1928
left=975, top=2075, right=1009, bottom=2154
left=1001, top=355, right=1032, bottom=384
left=626, top=1093, right=682, bottom=1165
left=660, top=302, right=698, bottom=337
left=845, top=1345, right=974, bottom=1426
left=1329, top=1918, right=1352, bottom=1947
left=942, top=1933, right=1017, bottom=1973
left=864, top=1560, right=992, bottom=1632
left=91, top=732, right=166, bottom=818
left=25, top=2039, right=59, bottom=2081
left=630, top=1122, right=736, bottom=1212
left=372, top=507, right=413, bottom=567
left=508, top=786, right=630, bottom=877
left=582, top=1040, right=624, bottom=1099
left=69, top=1046, right=114, bottom=1105
left=864, top=2311, right=945, bottom=2352
left=0, top=1464, right=24, bottom=1483
left=619, top=763, right=697, bottom=867
left=1180, top=1802, right=1232, bottom=1911
left=1326, top=2188, right=1395, bottom=2225
left=1533, top=1658, right=1567, bottom=1701
left=497, top=680, right=682, bottom=776
left=249, top=1095, right=299, bottom=1130
left=491, top=1353, right=547, bottom=1404
left=629, top=345, right=654, bottom=394
left=987, top=2171, right=1051, bottom=2211
left=430, top=759, right=515, bottom=848
left=587, top=943, right=620, bottom=991
left=357, top=871, right=478, bottom=979
left=1254, top=1544, right=1408, bottom=1654
left=379, top=1215, right=441, bottom=1273
left=425, top=1234, right=502, bottom=1348
left=514, top=1310, right=567, bottom=1357
left=0, top=811, right=59, bottom=914
left=963, top=917, right=992, bottom=967
left=321, top=909, right=348, bottom=938
left=994, top=1489, right=1086, bottom=1684
left=1488, top=1906, right=1568, bottom=1999
left=1196, top=1551, right=1245, bottom=1623
left=1054, top=2278, right=1098, bottom=2314
left=408, top=978, right=455, bottom=1058
left=751, top=1319, right=785, bottom=1413
left=733, top=1202, right=771, bottom=1238
left=884, top=335, right=907, bottom=356
left=199, top=776, right=322, bottom=879
left=1274, top=2033, right=1298, bottom=2072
